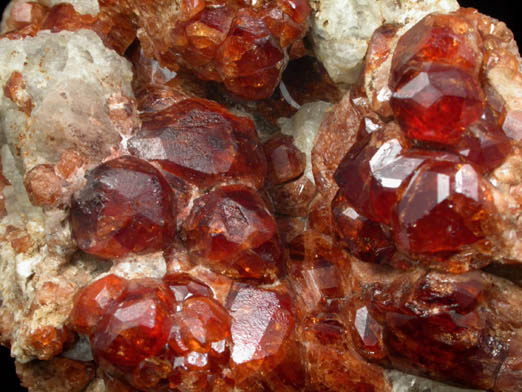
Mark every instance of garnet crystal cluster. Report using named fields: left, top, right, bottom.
left=328, top=8, right=522, bottom=392
left=1, top=1, right=522, bottom=392
left=70, top=273, right=293, bottom=391
left=334, top=10, right=510, bottom=273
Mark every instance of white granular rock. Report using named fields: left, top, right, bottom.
left=0, top=28, right=136, bottom=364
left=40, top=0, right=99, bottom=15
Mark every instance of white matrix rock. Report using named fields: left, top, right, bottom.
left=0, top=29, right=134, bottom=173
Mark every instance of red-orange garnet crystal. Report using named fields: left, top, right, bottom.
left=263, top=134, right=306, bottom=185
left=392, top=155, right=493, bottom=256
left=91, top=279, right=176, bottom=368
left=389, top=13, right=485, bottom=145
left=129, top=98, right=267, bottom=190
left=70, top=156, right=176, bottom=260
left=69, top=274, right=128, bottom=336
left=183, top=184, right=282, bottom=281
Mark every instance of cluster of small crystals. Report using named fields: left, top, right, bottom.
left=332, top=10, right=522, bottom=391
left=133, top=0, right=311, bottom=99
left=69, top=273, right=294, bottom=391
left=333, top=11, right=512, bottom=273
left=70, top=86, right=284, bottom=279
left=92, top=0, right=311, bottom=99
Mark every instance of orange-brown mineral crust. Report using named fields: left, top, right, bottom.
left=16, top=357, right=96, bottom=392
left=0, top=160, right=9, bottom=219
left=349, top=262, right=522, bottom=392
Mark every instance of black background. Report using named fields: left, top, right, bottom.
left=0, top=0, right=519, bottom=391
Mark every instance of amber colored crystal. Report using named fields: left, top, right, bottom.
left=351, top=305, right=386, bottom=361
left=263, top=134, right=306, bottom=184
left=4, top=70, right=33, bottom=116
left=57, top=150, right=85, bottom=180
left=24, top=164, right=63, bottom=207
left=27, top=325, right=75, bottom=361
left=453, top=109, right=512, bottom=173
left=391, top=63, right=484, bottom=145
left=69, top=274, right=128, bottom=336
left=334, top=131, right=415, bottom=225
left=226, top=283, right=293, bottom=372
left=176, top=297, right=231, bottom=353
left=92, top=279, right=175, bottom=368
left=132, top=357, right=172, bottom=390
left=270, top=176, right=316, bottom=217
left=287, top=231, right=350, bottom=316
left=308, top=197, right=334, bottom=237
left=129, top=98, right=267, bottom=190
left=70, top=156, right=176, bottom=260
left=217, top=8, right=286, bottom=99
left=163, top=274, right=212, bottom=304
left=332, top=191, right=395, bottom=264
left=183, top=185, right=282, bottom=281
left=276, top=216, right=305, bottom=250
left=5, top=2, right=48, bottom=31
left=389, top=13, right=485, bottom=145
left=392, top=156, right=493, bottom=256
left=390, top=12, right=483, bottom=86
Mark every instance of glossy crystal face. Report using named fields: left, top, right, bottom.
left=128, top=98, right=267, bottom=190
left=183, top=184, right=282, bottom=282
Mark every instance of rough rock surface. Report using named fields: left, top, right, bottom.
left=310, top=0, right=459, bottom=84
left=0, top=29, right=135, bottom=173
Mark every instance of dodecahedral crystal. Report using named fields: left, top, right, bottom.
left=183, top=185, right=282, bottom=281
left=70, top=156, right=176, bottom=260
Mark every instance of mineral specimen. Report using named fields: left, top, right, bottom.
left=69, top=273, right=294, bottom=391
left=128, top=96, right=267, bottom=190
left=1, top=1, right=522, bottom=392
left=348, top=261, right=522, bottom=392
left=105, top=0, right=310, bottom=99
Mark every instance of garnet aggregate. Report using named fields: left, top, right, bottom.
left=8, top=4, right=520, bottom=392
